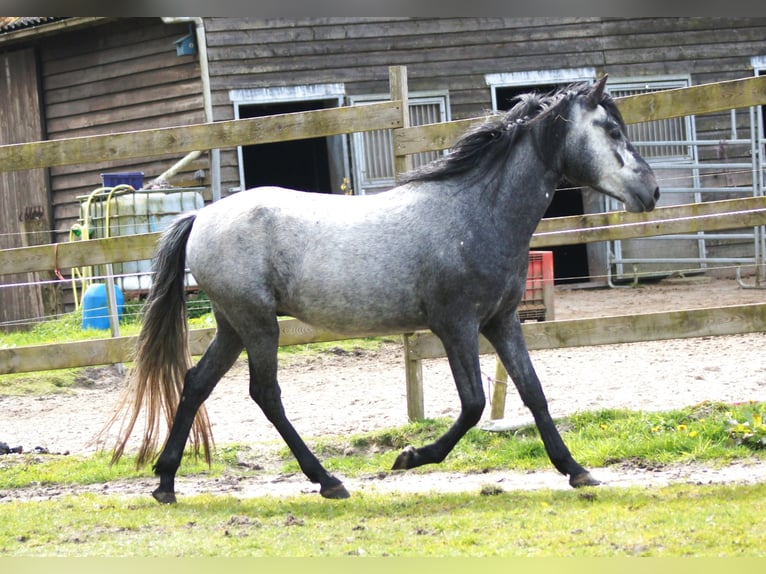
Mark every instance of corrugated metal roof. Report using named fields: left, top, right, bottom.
left=0, top=17, right=68, bottom=34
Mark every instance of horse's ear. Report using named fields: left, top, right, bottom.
left=587, top=75, right=608, bottom=108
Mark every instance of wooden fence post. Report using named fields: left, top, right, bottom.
left=390, top=65, right=424, bottom=420
left=490, top=360, right=509, bottom=420
left=389, top=65, right=412, bottom=178
left=402, top=333, right=425, bottom=421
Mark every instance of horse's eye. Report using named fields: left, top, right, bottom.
left=607, top=124, right=622, bottom=140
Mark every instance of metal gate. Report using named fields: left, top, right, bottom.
left=605, top=102, right=765, bottom=286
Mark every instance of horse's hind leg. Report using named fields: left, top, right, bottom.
left=152, top=316, right=244, bottom=503
left=245, top=318, right=349, bottom=499
left=482, top=312, right=599, bottom=488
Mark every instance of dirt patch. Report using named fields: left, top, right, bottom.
left=1, top=276, right=765, bottom=500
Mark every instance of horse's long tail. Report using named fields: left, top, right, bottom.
left=102, top=212, right=213, bottom=467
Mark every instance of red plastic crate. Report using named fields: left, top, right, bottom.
left=518, top=251, right=554, bottom=321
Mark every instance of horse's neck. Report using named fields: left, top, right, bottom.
left=488, top=139, right=560, bottom=239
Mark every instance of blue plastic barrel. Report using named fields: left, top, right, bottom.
left=81, top=283, right=125, bottom=330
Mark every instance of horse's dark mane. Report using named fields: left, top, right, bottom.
left=400, top=81, right=622, bottom=185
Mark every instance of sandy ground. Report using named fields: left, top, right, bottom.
left=1, top=275, right=765, bottom=500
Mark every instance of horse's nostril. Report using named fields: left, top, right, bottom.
left=653, top=187, right=660, bottom=201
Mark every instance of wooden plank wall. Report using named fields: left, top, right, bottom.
left=203, top=17, right=766, bottom=200
left=0, top=47, right=50, bottom=329
left=38, top=18, right=208, bottom=245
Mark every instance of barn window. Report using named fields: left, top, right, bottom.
left=349, top=92, right=450, bottom=195
left=606, top=77, right=694, bottom=162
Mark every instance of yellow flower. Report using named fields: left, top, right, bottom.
left=688, top=430, right=699, bottom=438
left=599, top=424, right=608, bottom=431
left=677, top=424, right=687, bottom=431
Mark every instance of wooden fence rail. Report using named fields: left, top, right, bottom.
left=393, top=75, right=766, bottom=156
left=0, top=102, right=403, bottom=172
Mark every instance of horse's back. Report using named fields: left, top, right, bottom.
left=185, top=186, right=433, bottom=334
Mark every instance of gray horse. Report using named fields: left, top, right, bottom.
left=105, top=76, right=659, bottom=503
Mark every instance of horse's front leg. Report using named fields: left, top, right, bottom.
left=392, top=323, right=486, bottom=470
left=482, top=311, right=599, bottom=488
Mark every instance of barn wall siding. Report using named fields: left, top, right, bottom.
left=38, top=18, right=207, bottom=244
left=202, top=17, right=766, bottom=198
left=0, top=47, right=51, bottom=328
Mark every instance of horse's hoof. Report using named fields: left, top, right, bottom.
left=321, top=482, right=350, bottom=499
left=570, top=471, right=601, bottom=488
left=152, top=488, right=177, bottom=504
left=392, top=445, right=417, bottom=470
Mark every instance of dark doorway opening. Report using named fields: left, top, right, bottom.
left=495, top=84, right=590, bottom=284
left=239, top=100, right=334, bottom=194
left=542, top=186, right=589, bottom=284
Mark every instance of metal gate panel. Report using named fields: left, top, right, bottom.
left=350, top=93, right=449, bottom=195
left=606, top=79, right=764, bottom=284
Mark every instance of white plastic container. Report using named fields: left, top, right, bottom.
left=80, top=188, right=204, bottom=293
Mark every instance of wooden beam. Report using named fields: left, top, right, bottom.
left=4, top=302, right=766, bottom=376
left=0, top=318, right=375, bottom=375
left=393, top=75, right=766, bottom=156
left=394, top=116, right=486, bottom=157
left=402, top=332, right=425, bottom=420
left=535, top=197, right=766, bottom=234
left=0, top=101, right=403, bottom=173
left=617, top=75, right=766, bottom=124
left=0, top=233, right=161, bottom=276
left=531, top=196, right=766, bottom=247
left=0, top=335, right=137, bottom=374
left=389, top=65, right=413, bottom=179
left=404, top=302, right=766, bottom=362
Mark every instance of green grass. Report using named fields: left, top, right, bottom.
left=0, top=289, right=214, bottom=344
left=1, top=403, right=764, bottom=557
left=0, top=447, right=242, bottom=490
left=2, top=314, right=765, bottom=556
left=0, top=368, right=87, bottom=396
left=280, top=401, right=766, bottom=477
left=0, top=310, right=140, bottom=348
left=2, top=402, right=763, bottom=492
left=0, top=305, right=143, bottom=396
left=1, top=483, right=764, bottom=556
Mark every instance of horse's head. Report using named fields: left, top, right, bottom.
left=561, top=76, right=660, bottom=213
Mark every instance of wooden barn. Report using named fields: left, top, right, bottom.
left=1, top=17, right=766, bottom=327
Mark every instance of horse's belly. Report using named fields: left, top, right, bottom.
left=283, top=286, right=427, bottom=337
